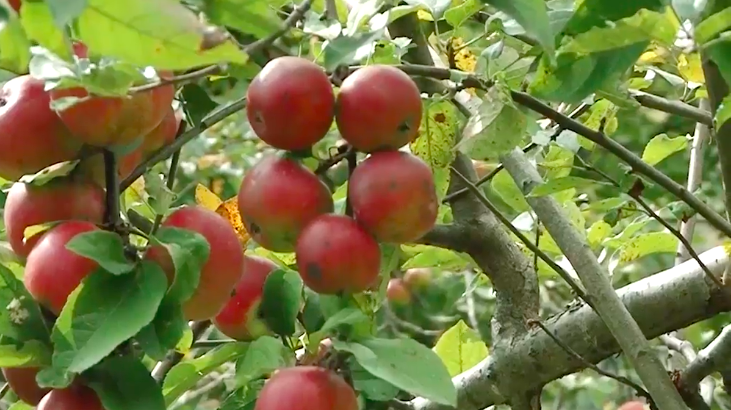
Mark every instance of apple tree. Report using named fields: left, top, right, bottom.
left=0, top=0, right=730, bottom=409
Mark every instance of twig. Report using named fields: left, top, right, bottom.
left=630, top=90, right=712, bottom=126
left=315, top=145, right=352, bottom=175
left=149, top=120, right=187, bottom=236
left=527, top=319, right=651, bottom=400
left=103, top=149, right=121, bottom=228
left=677, top=99, right=711, bottom=264
left=679, top=325, right=731, bottom=389
left=575, top=156, right=723, bottom=289
left=509, top=90, right=731, bottom=240
left=152, top=320, right=211, bottom=382
left=344, top=150, right=357, bottom=217
left=191, top=339, right=236, bottom=349
left=449, top=166, right=590, bottom=304
left=0, top=383, right=9, bottom=400
left=244, top=0, right=314, bottom=56
left=661, top=334, right=715, bottom=408
left=500, top=147, right=688, bottom=410
left=130, top=66, right=223, bottom=94
left=120, top=97, right=246, bottom=192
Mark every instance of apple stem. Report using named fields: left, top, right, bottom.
left=344, top=150, right=357, bottom=217
left=103, top=149, right=121, bottom=228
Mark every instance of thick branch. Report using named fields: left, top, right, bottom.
left=500, top=148, right=688, bottom=409
left=410, top=246, right=731, bottom=410
left=631, top=90, right=712, bottom=126
left=679, top=325, right=731, bottom=389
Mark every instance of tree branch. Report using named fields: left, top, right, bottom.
left=152, top=320, right=211, bottom=382
left=409, top=246, right=731, bottom=410
left=679, top=325, right=731, bottom=391
left=630, top=90, right=712, bottom=126
left=500, top=147, right=688, bottom=409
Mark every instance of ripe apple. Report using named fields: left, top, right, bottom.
left=617, top=401, right=647, bottom=410
left=254, top=366, right=358, bottom=410
left=295, top=214, right=380, bottom=295
left=2, top=367, right=50, bottom=405
left=50, top=56, right=175, bottom=147
left=4, top=178, right=105, bottom=258
left=238, top=155, right=334, bottom=252
left=37, top=385, right=104, bottom=410
left=386, top=278, right=411, bottom=305
left=213, top=255, right=279, bottom=341
left=246, top=56, right=335, bottom=151
left=24, top=221, right=100, bottom=314
left=403, top=267, right=433, bottom=290
left=145, top=205, right=245, bottom=321
left=335, top=65, right=422, bottom=152
left=0, top=75, right=83, bottom=181
left=349, top=151, right=438, bottom=243
left=7, top=0, right=20, bottom=13
left=140, top=105, right=182, bottom=155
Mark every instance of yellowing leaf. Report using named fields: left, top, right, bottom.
left=641, top=133, right=689, bottom=166
left=432, top=320, right=488, bottom=377
left=194, top=184, right=250, bottom=246
left=410, top=100, right=458, bottom=201
left=580, top=99, right=617, bottom=150
left=76, top=0, right=248, bottom=71
left=678, top=53, right=704, bottom=84
left=587, top=220, right=612, bottom=249
left=618, top=232, right=679, bottom=263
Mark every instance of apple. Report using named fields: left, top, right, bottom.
left=37, top=385, right=105, bottom=410
left=1, top=367, right=50, bottom=405
left=254, top=366, right=358, bottom=410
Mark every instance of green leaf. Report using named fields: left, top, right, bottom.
left=7, top=402, right=33, bottom=410
left=218, top=385, right=261, bottom=410
left=135, top=298, right=187, bottom=361
left=563, top=0, right=666, bottom=35
left=76, top=0, right=248, bottom=71
left=87, top=356, right=166, bottom=410
left=0, top=264, right=50, bottom=344
left=143, top=173, right=176, bottom=216
left=0, top=339, right=51, bottom=367
left=333, top=337, right=457, bottom=406
left=19, top=1, right=70, bottom=60
left=484, top=0, right=555, bottom=57
left=529, top=43, right=648, bottom=103
left=36, top=365, right=75, bottom=388
left=309, top=308, right=370, bottom=347
left=163, top=342, right=249, bottom=405
left=457, top=89, right=527, bottom=160
left=587, top=220, right=612, bottom=249
left=695, top=6, right=731, bottom=44
left=705, top=39, right=731, bottom=86
left=65, top=231, right=136, bottom=275
left=150, top=227, right=210, bottom=303
left=491, top=169, right=530, bottom=212
left=432, top=320, right=488, bottom=377
left=350, top=360, right=401, bottom=401
left=444, top=0, right=482, bottom=28
left=234, top=336, right=293, bottom=387
left=181, top=83, right=220, bottom=127
left=618, top=232, right=679, bottom=263
left=204, top=0, right=290, bottom=39
left=50, top=262, right=167, bottom=375
left=322, top=29, right=386, bottom=71
left=410, top=100, right=458, bottom=201
left=401, top=245, right=470, bottom=271
left=260, top=268, right=303, bottom=337
left=641, top=133, right=689, bottom=166
left=528, top=176, right=610, bottom=197
left=715, top=95, right=731, bottom=131
left=0, top=10, right=31, bottom=73
left=560, top=9, right=678, bottom=54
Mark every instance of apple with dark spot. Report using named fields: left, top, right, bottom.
left=295, top=214, right=380, bottom=295
left=349, top=151, right=438, bottom=243
left=335, top=65, right=422, bottom=152
left=238, top=155, right=334, bottom=252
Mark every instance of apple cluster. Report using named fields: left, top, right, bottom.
left=222, top=56, right=438, bottom=409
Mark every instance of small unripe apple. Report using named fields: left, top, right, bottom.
left=386, top=278, right=411, bottom=305
left=2, top=367, right=50, bottom=405
left=403, top=268, right=433, bottom=290
left=213, top=255, right=279, bottom=341
left=254, top=366, right=358, bottom=410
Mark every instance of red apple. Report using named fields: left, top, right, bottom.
left=2, top=367, right=50, bottom=405
left=386, top=278, right=411, bottom=305
left=37, top=385, right=104, bottom=410
left=24, top=221, right=100, bottom=314
left=254, top=366, right=358, bottom=410
left=4, top=178, right=105, bottom=258
left=145, top=205, right=246, bottom=321
left=213, top=255, right=279, bottom=341
left=0, top=75, right=83, bottom=181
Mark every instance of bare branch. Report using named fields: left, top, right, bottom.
left=410, top=246, right=731, bottom=410
left=630, top=90, right=712, bottom=126
left=500, top=147, right=688, bottom=409
left=680, top=325, right=731, bottom=389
